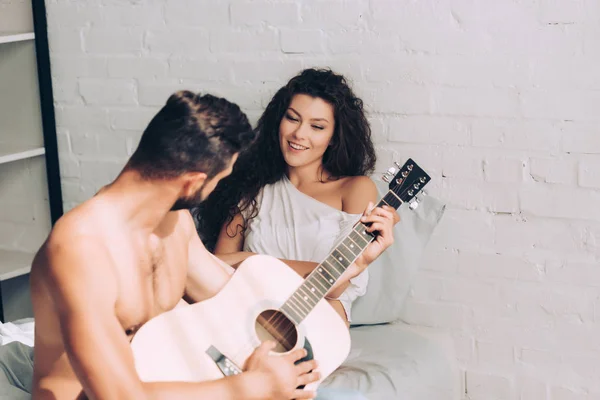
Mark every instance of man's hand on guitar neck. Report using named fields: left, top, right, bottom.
left=245, top=341, right=320, bottom=399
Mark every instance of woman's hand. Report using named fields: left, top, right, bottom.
left=351, top=203, right=399, bottom=274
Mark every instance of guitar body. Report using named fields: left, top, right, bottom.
left=130, top=255, right=351, bottom=391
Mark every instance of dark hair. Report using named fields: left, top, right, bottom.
left=126, top=90, right=255, bottom=180
left=194, top=68, right=376, bottom=251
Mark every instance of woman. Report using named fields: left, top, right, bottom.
left=195, top=68, right=398, bottom=326
left=196, top=68, right=397, bottom=400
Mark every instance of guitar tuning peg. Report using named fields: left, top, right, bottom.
left=386, top=167, right=396, bottom=176
left=382, top=175, right=391, bottom=182
left=409, top=200, right=419, bottom=210
left=394, top=161, right=402, bottom=169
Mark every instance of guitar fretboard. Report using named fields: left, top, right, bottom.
left=280, top=191, right=402, bottom=324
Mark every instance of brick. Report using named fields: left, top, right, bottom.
left=300, top=1, right=368, bottom=29
left=520, top=184, right=600, bottom=222
left=435, top=87, right=520, bottom=117
left=402, top=299, right=465, bottom=329
left=520, top=90, right=600, bottom=121
left=459, top=252, right=544, bottom=281
left=388, top=116, right=470, bottom=146
left=51, top=77, right=79, bottom=105
left=326, top=30, right=401, bottom=55
left=494, top=215, right=588, bottom=255
left=562, top=122, right=600, bottom=154
left=164, top=0, right=229, bottom=28
left=363, top=84, right=433, bottom=114
left=476, top=341, right=515, bottom=370
left=169, top=59, right=232, bottom=81
left=50, top=56, right=108, bottom=79
left=465, top=371, right=513, bottom=400
left=538, top=0, right=595, bottom=24
left=437, top=55, right=532, bottom=88
left=409, top=274, right=444, bottom=302
left=99, top=4, right=164, bottom=27
left=137, top=82, right=189, bottom=107
left=108, top=57, right=168, bottom=80
left=579, top=156, right=600, bottom=188
left=80, top=159, right=126, bottom=188
left=233, top=60, right=304, bottom=84
left=109, top=108, right=158, bottom=131
left=47, top=29, right=84, bottom=54
left=54, top=107, right=109, bottom=129
left=210, top=29, right=279, bottom=53
left=46, top=4, right=103, bottom=28
left=362, top=54, right=441, bottom=85
left=84, top=28, right=143, bottom=54
left=471, top=119, right=561, bottom=153
left=434, top=209, right=495, bottom=251
left=231, top=2, right=299, bottom=27
left=516, top=376, right=548, bottom=400
left=442, top=148, right=484, bottom=180
left=484, top=156, right=524, bottom=183
left=551, top=387, right=598, bottom=400
left=441, top=277, right=497, bottom=307
left=546, top=261, right=600, bottom=287
left=530, top=156, right=577, bottom=185
left=420, top=249, right=460, bottom=274
left=145, top=29, right=209, bottom=56
left=489, top=24, right=584, bottom=57
left=440, top=178, right=519, bottom=213
left=530, top=56, right=600, bottom=90
left=78, top=79, right=137, bottom=106
left=280, top=29, right=325, bottom=54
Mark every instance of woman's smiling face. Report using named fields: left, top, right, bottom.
left=278, top=94, right=336, bottom=170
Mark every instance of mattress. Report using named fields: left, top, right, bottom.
left=321, top=322, right=459, bottom=400
left=0, top=320, right=458, bottom=400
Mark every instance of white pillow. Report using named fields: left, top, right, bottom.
left=350, top=180, right=445, bottom=326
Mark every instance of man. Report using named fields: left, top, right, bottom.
left=29, top=90, right=394, bottom=399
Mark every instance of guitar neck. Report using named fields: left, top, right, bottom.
left=280, top=191, right=403, bottom=325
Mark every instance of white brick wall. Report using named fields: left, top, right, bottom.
left=45, top=0, right=600, bottom=398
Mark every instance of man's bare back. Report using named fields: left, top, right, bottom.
left=30, top=195, right=196, bottom=399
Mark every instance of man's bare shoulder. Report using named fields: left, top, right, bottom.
left=33, top=201, right=115, bottom=283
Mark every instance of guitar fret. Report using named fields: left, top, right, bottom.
left=317, top=265, right=336, bottom=284
left=284, top=300, right=305, bottom=320
left=341, top=240, right=360, bottom=258
left=280, top=306, right=301, bottom=325
left=324, top=258, right=344, bottom=275
left=349, top=229, right=370, bottom=247
left=298, top=285, right=319, bottom=305
left=330, top=250, right=349, bottom=271
left=310, top=272, right=329, bottom=290
left=289, top=296, right=310, bottom=316
left=335, top=244, right=356, bottom=263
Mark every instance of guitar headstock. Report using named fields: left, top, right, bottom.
left=381, top=158, right=431, bottom=207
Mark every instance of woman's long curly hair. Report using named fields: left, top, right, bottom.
left=193, top=68, right=376, bottom=251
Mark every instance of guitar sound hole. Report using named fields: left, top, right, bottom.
left=254, top=309, right=298, bottom=353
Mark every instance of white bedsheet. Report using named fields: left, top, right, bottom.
left=0, top=318, right=34, bottom=347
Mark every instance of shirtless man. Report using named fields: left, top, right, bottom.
left=29, top=91, right=320, bottom=399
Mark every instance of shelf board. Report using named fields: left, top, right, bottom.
left=0, top=249, right=34, bottom=281
left=0, top=145, right=45, bottom=165
left=0, top=32, right=35, bottom=45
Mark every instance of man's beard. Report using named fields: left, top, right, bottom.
left=170, top=181, right=207, bottom=211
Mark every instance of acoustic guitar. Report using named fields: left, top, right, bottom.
left=130, top=159, right=431, bottom=391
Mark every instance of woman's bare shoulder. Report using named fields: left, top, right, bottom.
left=340, top=175, right=378, bottom=214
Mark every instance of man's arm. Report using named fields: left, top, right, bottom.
left=45, top=237, right=276, bottom=400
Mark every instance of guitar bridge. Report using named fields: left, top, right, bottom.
left=206, top=345, right=242, bottom=377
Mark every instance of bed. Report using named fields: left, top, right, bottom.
left=0, top=185, right=458, bottom=399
